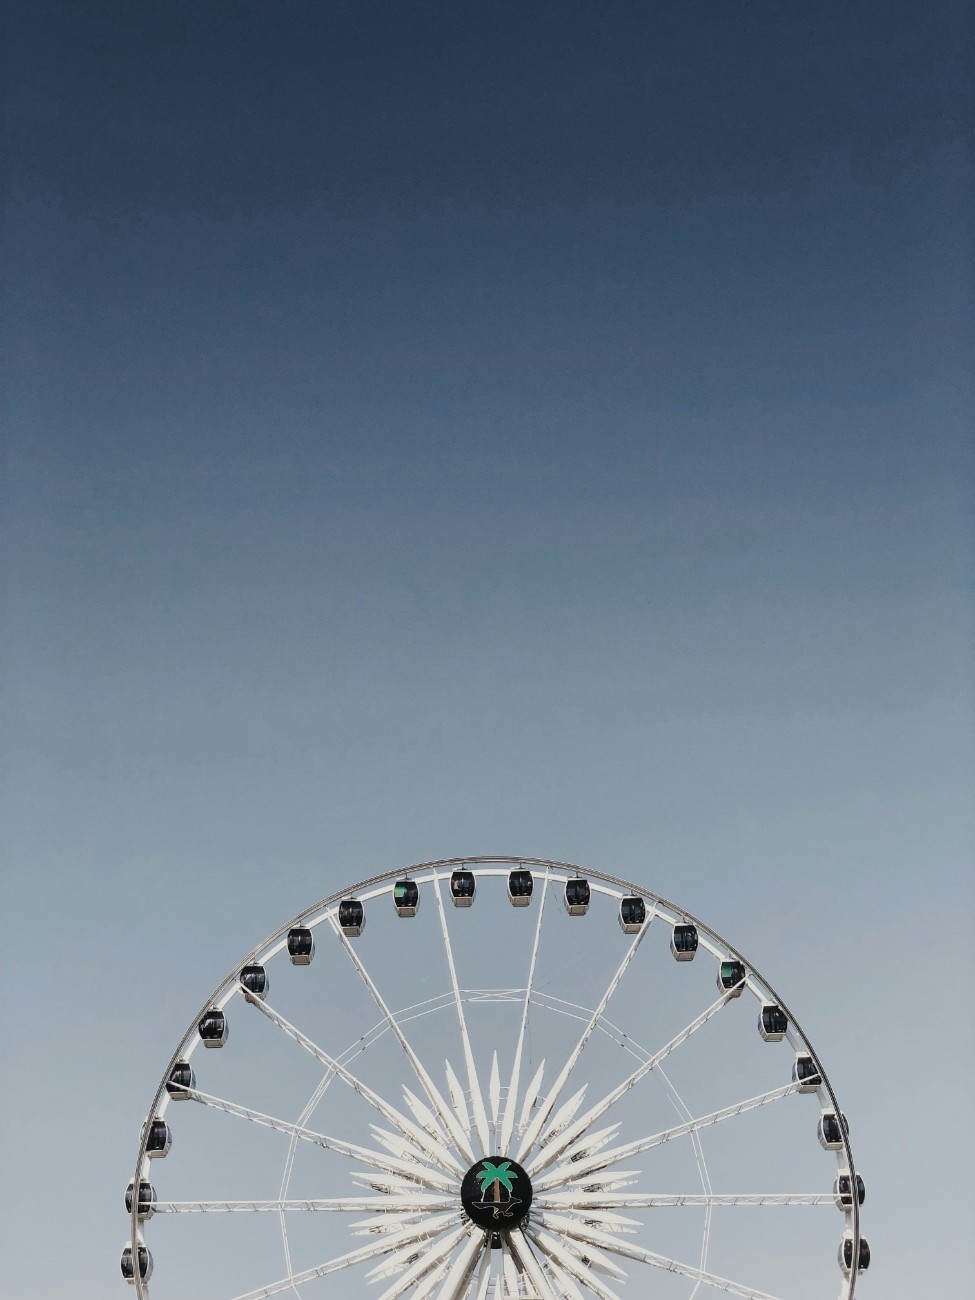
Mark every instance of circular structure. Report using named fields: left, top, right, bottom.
left=124, top=857, right=867, bottom=1300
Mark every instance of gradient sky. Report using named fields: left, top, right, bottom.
left=2, top=2, right=972, bottom=1297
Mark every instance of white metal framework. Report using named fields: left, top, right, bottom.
left=125, top=857, right=865, bottom=1300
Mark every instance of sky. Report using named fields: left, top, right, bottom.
left=1, top=1, right=972, bottom=1297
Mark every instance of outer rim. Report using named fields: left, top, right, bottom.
left=129, top=855, right=860, bottom=1299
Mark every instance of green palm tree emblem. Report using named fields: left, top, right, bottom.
left=475, top=1160, right=521, bottom=1218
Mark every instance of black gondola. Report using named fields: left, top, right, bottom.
left=120, top=1244, right=153, bottom=1283
left=393, top=880, right=419, bottom=917
left=838, top=1235, right=870, bottom=1272
left=507, top=870, right=533, bottom=906
left=166, top=1060, right=195, bottom=1100
left=834, top=1173, right=866, bottom=1209
left=124, top=1180, right=156, bottom=1219
left=671, top=923, right=698, bottom=961
left=717, top=959, right=746, bottom=996
left=199, top=1007, right=228, bottom=1047
left=619, top=896, right=646, bottom=933
left=287, top=925, right=315, bottom=965
left=239, top=963, right=269, bottom=1002
left=564, top=878, right=591, bottom=916
left=792, top=1054, right=821, bottom=1092
left=450, top=869, right=476, bottom=907
left=759, top=1003, right=788, bottom=1041
left=338, top=899, right=365, bottom=936
left=143, top=1118, right=171, bottom=1158
left=818, top=1111, right=849, bottom=1150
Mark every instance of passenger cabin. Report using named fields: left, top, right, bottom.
left=619, top=896, right=646, bottom=933
left=338, top=899, right=365, bottom=936
left=125, top=1180, right=155, bottom=1219
left=671, top=923, right=698, bottom=960
left=393, top=880, right=419, bottom=917
left=166, top=1060, right=195, bottom=1100
left=759, top=1003, right=788, bottom=1041
left=121, top=1245, right=153, bottom=1283
left=199, top=1007, right=228, bottom=1048
left=792, top=1054, right=821, bottom=1092
left=564, top=878, right=591, bottom=916
left=818, top=1111, right=849, bottom=1151
left=717, top=960, right=746, bottom=996
left=287, top=925, right=315, bottom=964
left=450, top=869, right=476, bottom=906
left=838, top=1235, right=870, bottom=1273
left=143, top=1118, right=171, bottom=1159
left=239, top=964, right=268, bottom=1002
left=507, top=870, right=533, bottom=906
left=834, top=1173, right=866, bottom=1209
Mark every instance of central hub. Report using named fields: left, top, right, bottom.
left=461, top=1157, right=533, bottom=1230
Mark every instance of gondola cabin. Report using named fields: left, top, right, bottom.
left=818, top=1111, right=849, bottom=1151
left=619, top=896, right=646, bottom=933
left=792, top=1054, right=821, bottom=1092
left=143, top=1118, right=171, bottom=1158
left=199, top=1007, right=228, bottom=1048
left=166, top=1060, right=195, bottom=1100
left=120, top=1244, right=153, bottom=1283
left=564, top=878, right=591, bottom=916
left=759, top=1003, right=788, bottom=1041
left=834, top=1173, right=866, bottom=1209
left=393, top=880, right=419, bottom=917
left=239, top=964, right=268, bottom=1002
left=507, top=870, right=533, bottom=906
left=287, top=925, right=315, bottom=964
left=339, top=899, right=365, bottom=936
left=125, top=1180, right=156, bottom=1220
left=450, top=869, right=476, bottom=906
left=717, top=960, right=746, bottom=996
left=670, top=923, right=698, bottom=960
left=838, top=1235, right=870, bottom=1272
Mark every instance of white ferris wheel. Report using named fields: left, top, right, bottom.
left=123, top=857, right=868, bottom=1300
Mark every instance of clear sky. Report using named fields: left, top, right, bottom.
left=2, top=1, right=972, bottom=1297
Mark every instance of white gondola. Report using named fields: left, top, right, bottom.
left=287, top=925, right=314, bottom=964
left=507, top=869, right=533, bottom=906
left=120, top=1244, right=153, bottom=1283
left=143, top=1118, right=171, bottom=1159
left=124, top=1180, right=156, bottom=1220
left=564, top=878, right=590, bottom=915
left=792, top=1053, right=821, bottom=1092
left=618, top=895, right=646, bottom=933
left=717, top=959, right=746, bottom=996
left=166, top=1060, right=195, bottom=1100
left=834, top=1172, right=865, bottom=1209
left=758, top=1002, right=788, bottom=1041
left=239, top=963, right=269, bottom=1002
left=199, top=1007, right=228, bottom=1047
left=450, top=869, right=476, bottom=906
left=393, top=879, right=419, bottom=917
left=670, top=922, right=698, bottom=960
left=818, top=1110, right=849, bottom=1150
left=838, top=1233, right=870, bottom=1273
left=338, top=898, right=365, bottom=936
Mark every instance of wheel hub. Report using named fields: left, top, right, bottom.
left=461, top=1157, right=533, bottom=1230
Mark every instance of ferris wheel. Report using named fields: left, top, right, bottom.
left=123, top=857, right=868, bottom=1300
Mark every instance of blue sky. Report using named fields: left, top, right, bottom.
left=2, top=1, right=972, bottom=1296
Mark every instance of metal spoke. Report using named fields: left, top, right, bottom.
left=526, top=1223, right=624, bottom=1300
left=528, top=988, right=732, bottom=1174
left=331, top=915, right=477, bottom=1164
left=506, top=1229, right=559, bottom=1300
left=500, top=869, right=550, bottom=1152
left=433, top=1226, right=487, bottom=1300
left=434, top=873, right=492, bottom=1157
left=515, top=915, right=652, bottom=1163
left=538, top=1192, right=835, bottom=1209
left=248, top=994, right=464, bottom=1175
left=184, top=1086, right=455, bottom=1192
left=153, top=1196, right=457, bottom=1214
left=374, top=1226, right=471, bottom=1300
left=536, top=1081, right=800, bottom=1191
